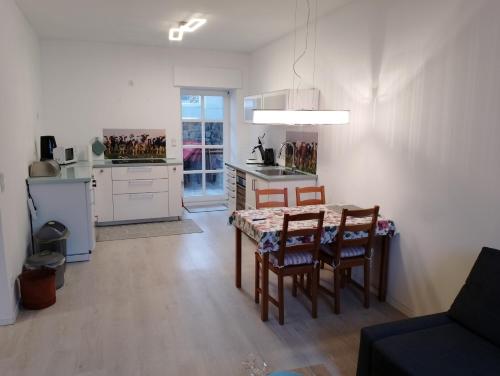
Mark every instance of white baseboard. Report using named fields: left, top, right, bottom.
left=0, top=300, right=18, bottom=326
left=350, top=275, right=417, bottom=318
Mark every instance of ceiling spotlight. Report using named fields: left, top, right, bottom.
left=168, top=17, right=207, bottom=41
left=182, top=18, right=207, bottom=32
left=168, top=27, right=184, bottom=41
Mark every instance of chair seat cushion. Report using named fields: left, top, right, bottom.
left=371, top=322, right=500, bottom=376
left=269, top=252, right=314, bottom=267
left=321, top=245, right=365, bottom=258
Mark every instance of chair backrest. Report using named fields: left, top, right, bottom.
left=275, top=211, right=325, bottom=267
left=333, top=206, right=379, bottom=264
left=255, top=188, right=288, bottom=209
left=296, top=186, right=326, bottom=206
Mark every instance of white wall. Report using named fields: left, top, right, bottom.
left=248, top=0, right=500, bottom=316
left=0, top=0, right=41, bottom=324
left=40, top=40, right=249, bottom=161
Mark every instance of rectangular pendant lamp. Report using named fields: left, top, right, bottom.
left=252, top=110, right=350, bottom=125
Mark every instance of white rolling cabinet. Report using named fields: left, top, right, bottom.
left=168, top=165, right=184, bottom=217
left=92, top=168, right=113, bottom=223
left=226, top=165, right=237, bottom=211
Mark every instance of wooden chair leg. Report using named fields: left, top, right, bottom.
left=254, top=253, right=260, bottom=304
left=346, top=268, right=352, bottom=283
left=311, top=267, right=318, bottom=319
left=278, top=274, right=284, bottom=325
left=340, top=270, right=346, bottom=289
left=306, top=272, right=312, bottom=296
left=364, top=260, right=370, bottom=309
left=334, top=268, right=341, bottom=314
left=300, top=273, right=305, bottom=289
left=292, top=275, right=298, bottom=297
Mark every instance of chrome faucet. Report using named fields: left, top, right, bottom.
left=278, top=141, right=296, bottom=170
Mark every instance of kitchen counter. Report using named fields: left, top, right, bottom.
left=225, top=161, right=317, bottom=182
left=27, top=161, right=93, bottom=185
left=27, top=158, right=183, bottom=185
left=92, top=158, right=182, bottom=168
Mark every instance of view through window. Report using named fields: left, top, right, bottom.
left=181, top=92, right=225, bottom=200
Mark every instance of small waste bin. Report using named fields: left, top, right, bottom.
left=19, top=269, right=56, bottom=309
left=25, top=251, right=66, bottom=289
left=34, top=221, right=70, bottom=256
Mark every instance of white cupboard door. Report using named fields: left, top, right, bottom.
left=245, top=175, right=269, bottom=209
left=168, top=165, right=183, bottom=217
left=93, top=168, right=113, bottom=222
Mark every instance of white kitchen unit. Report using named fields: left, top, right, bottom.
left=225, top=165, right=236, bottom=211
left=244, top=89, right=320, bottom=122
left=92, top=161, right=183, bottom=224
left=93, top=167, right=113, bottom=222
left=27, top=163, right=95, bottom=262
left=167, top=165, right=183, bottom=218
left=245, top=173, right=318, bottom=209
left=243, top=94, right=262, bottom=123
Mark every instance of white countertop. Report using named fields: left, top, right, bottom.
left=27, top=158, right=183, bottom=185
left=225, top=161, right=317, bottom=182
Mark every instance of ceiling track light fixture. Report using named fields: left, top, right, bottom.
left=169, top=18, right=207, bottom=41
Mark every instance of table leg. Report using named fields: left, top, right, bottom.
left=235, top=228, right=242, bottom=288
left=378, top=235, right=391, bottom=301
left=261, top=253, right=269, bottom=321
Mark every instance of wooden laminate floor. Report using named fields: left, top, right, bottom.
left=0, top=210, right=405, bottom=376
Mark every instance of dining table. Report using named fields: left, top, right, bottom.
left=230, top=204, right=397, bottom=321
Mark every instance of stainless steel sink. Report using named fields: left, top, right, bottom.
left=255, top=168, right=307, bottom=176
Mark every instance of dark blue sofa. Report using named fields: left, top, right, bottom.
left=357, top=247, right=500, bottom=376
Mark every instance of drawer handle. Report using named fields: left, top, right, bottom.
left=128, top=180, right=154, bottom=185
left=127, top=167, right=153, bottom=173
left=129, top=193, right=154, bottom=200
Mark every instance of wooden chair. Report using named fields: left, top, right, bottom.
left=255, top=188, right=288, bottom=209
left=296, top=186, right=326, bottom=206
left=255, top=211, right=325, bottom=325
left=319, top=206, right=379, bottom=314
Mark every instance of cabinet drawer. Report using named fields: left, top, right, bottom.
left=112, top=166, right=168, bottom=181
left=113, top=192, right=169, bottom=221
left=113, top=179, right=168, bottom=194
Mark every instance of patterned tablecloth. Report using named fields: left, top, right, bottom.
left=230, top=205, right=396, bottom=253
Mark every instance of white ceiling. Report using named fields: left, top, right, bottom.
left=16, top=0, right=351, bottom=53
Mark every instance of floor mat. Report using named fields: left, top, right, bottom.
left=96, top=219, right=203, bottom=241
left=184, top=204, right=228, bottom=213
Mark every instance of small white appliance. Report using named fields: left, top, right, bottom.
left=53, top=146, right=77, bottom=165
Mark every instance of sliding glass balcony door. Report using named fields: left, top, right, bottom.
left=181, top=90, right=228, bottom=203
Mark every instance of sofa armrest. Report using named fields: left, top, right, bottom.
left=356, top=313, right=451, bottom=376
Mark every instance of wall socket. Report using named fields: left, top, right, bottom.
left=0, top=173, right=5, bottom=193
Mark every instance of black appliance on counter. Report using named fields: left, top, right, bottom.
left=40, top=136, right=57, bottom=161
left=263, top=148, right=275, bottom=166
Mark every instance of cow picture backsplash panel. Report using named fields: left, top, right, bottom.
left=103, top=129, right=166, bottom=159
left=285, top=131, right=318, bottom=174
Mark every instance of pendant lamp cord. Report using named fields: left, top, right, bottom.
left=312, top=0, right=318, bottom=92
left=291, top=0, right=311, bottom=109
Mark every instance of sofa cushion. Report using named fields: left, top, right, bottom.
left=372, top=322, right=500, bottom=376
left=356, top=313, right=452, bottom=376
left=449, top=247, right=500, bottom=347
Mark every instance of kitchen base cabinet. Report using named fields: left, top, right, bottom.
left=245, top=173, right=318, bottom=209
left=113, top=192, right=169, bottom=221
left=93, top=168, right=113, bottom=223
left=93, top=164, right=182, bottom=225
left=168, top=165, right=183, bottom=217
